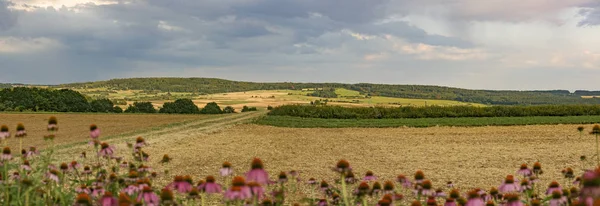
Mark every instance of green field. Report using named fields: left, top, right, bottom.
left=256, top=115, right=600, bottom=128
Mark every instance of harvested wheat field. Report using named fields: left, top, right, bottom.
left=147, top=124, right=592, bottom=189
left=0, top=113, right=211, bottom=149
left=48, top=118, right=596, bottom=204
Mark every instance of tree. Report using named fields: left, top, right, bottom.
left=200, top=102, right=223, bottom=114
left=124, top=102, right=156, bottom=113
left=90, top=99, right=115, bottom=113
left=159, top=99, right=200, bottom=114
left=241, top=105, right=257, bottom=112
left=223, top=106, right=236, bottom=113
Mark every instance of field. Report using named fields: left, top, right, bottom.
left=73, top=88, right=481, bottom=111
left=47, top=119, right=596, bottom=203
left=0, top=113, right=215, bottom=149
left=257, top=115, right=600, bottom=128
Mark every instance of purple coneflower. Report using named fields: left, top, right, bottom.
left=90, top=124, right=100, bottom=139
left=82, top=166, right=92, bottom=175
left=503, top=193, right=523, bottom=206
left=246, top=158, right=270, bottom=185
left=466, top=190, right=484, bottom=206
left=126, top=171, right=139, bottom=182
left=516, top=164, right=531, bottom=177
left=1, top=147, right=11, bottom=161
left=333, top=159, right=352, bottom=175
left=69, top=161, right=82, bottom=171
left=435, top=188, right=447, bottom=198
left=92, top=186, right=105, bottom=198
left=520, top=179, right=532, bottom=191
left=138, top=164, right=152, bottom=173
left=397, top=174, right=412, bottom=188
left=383, top=181, right=395, bottom=194
left=0, top=125, right=9, bottom=140
left=562, top=168, right=575, bottom=179
left=122, top=184, right=141, bottom=196
left=137, top=186, right=159, bottom=206
left=46, top=169, right=60, bottom=183
left=98, top=142, right=115, bottom=158
left=47, top=116, right=58, bottom=131
left=74, top=193, right=93, bottom=206
left=415, top=170, right=425, bottom=184
left=546, top=181, right=562, bottom=195
left=247, top=181, right=265, bottom=200
left=498, top=175, right=520, bottom=193
left=372, top=181, right=383, bottom=196
left=15, top=123, right=26, bottom=137
left=99, top=191, right=118, bottom=206
left=532, top=162, right=542, bottom=175
left=134, top=136, right=147, bottom=149
left=320, top=180, right=330, bottom=192
left=198, top=176, right=222, bottom=194
left=364, top=170, right=378, bottom=181
left=444, top=198, right=457, bottom=206
left=345, top=171, right=357, bottom=184
left=355, top=181, right=370, bottom=196
left=167, top=175, right=193, bottom=193
left=426, top=196, right=437, bottom=206
left=225, top=177, right=252, bottom=201
left=549, top=190, right=566, bottom=206
left=220, top=161, right=233, bottom=176
left=307, top=178, right=317, bottom=185
left=278, top=171, right=288, bottom=183
left=21, top=160, right=32, bottom=171
left=447, top=181, right=454, bottom=188
left=76, top=184, right=91, bottom=194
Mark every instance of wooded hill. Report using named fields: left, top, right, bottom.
left=55, top=77, right=600, bottom=105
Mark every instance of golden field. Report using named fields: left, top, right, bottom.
left=43, top=114, right=593, bottom=197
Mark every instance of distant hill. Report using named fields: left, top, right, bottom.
left=57, top=77, right=600, bottom=105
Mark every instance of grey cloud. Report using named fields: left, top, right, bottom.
left=578, top=3, right=600, bottom=26
left=0, top=0, right=17, bottom=30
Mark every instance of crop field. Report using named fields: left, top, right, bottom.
left=3, top=111, right=599, bottom=205
left=257, top=115, right=600, bottom=128
left=0, top=113, right=215, bottom=149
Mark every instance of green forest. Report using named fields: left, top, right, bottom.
left=57, top=77, right=600, bottom=105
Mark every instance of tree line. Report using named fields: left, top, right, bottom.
left=268, top=104, right=600, bottom=119
left=0, top=87, right=251, bottom=114
left=57, top=77, right=600, bottom=105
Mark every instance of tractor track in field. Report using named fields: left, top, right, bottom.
left=52, top=111, right=266, bottom=159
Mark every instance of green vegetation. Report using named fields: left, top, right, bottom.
left=242, top=105, right=258, bottom=112
left=0, top=87, right=92, bottom=112
left=159, top=99, right=200, bottom=114
left=307, top=88, right=338, bottom=98
left=256, top=115, right=600, bottom=128
left=200, top=102, right=223, bottom=114
left=223, top=106, right=236, bottom=113
left=90, top=99, right=122, bottom=113
left=124, top=102, right=156, bottom=113
left=58, top=77, right=600, bottom=105
left=269, top=104, right=600, bottom=119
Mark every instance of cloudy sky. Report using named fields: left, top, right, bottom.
left=1, top=0, right=599, bottom=90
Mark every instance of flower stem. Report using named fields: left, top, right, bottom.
left=201, top=193, right=206, bottom=206
left=596, top=134, right=599, bottom=166
left=341, top=173, right=349, bottom=206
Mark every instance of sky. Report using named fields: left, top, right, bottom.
left=1, top=0, right=600, bottom=90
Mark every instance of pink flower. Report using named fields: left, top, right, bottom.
left=24, top=147, right=39, bottom=158
left=247, top=182, right=265, bottom=200
left=363, top=171, right=378, bottom=181
left=445, top=198, right=457, bottom=206
left=498, top=175, right=520, bottom=193
left=98, top=143, right=115, bottom=158
left=90, top=125, right=100, bottom=139
left=138, top=186, right=159, bottom=206
left=466, top=190, right=484, bottom=206
left=92, top=187, right=105, bottom=198
left=166, top=175, right=193, bottom=193
left=76, top=185, right=91, bottom=194
left=224, top=186, right=252, bottom=201
left=21, top=160, right=32, bottom=171
left=46, top=170, right=60, bottom=183
left=545, top=181, right=562, bottom=195
left=397, top=175, right=412, bottom=188
left=99, top=192, right=117, bottom=206
left=69, top=161, right=82, bottom=171
left=198, top=176, right=222, bottom=194
left=516, top=164, right=532, bottom=177
left=122, top=184, right=141, bottom=196
left=246, top=158, right=271, bottom=185
left=1, top=147, right=12, bottom=161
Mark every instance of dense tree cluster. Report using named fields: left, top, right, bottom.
left=58, top=78, right=600, bottom=105
left=307, top=88, right=338, bottom=98
left=268, top=105, right=600, bottom=119
left=124, top=102, right=157, bottom=113
left=159, top=99, right=199, bottom=114
left=241, top=105, right=258, bottom=112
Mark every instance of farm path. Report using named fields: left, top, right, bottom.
left=52, top=111, right=266, bottom=162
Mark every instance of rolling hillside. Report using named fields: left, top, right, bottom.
left=56, top=77, right=600, bottom=105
